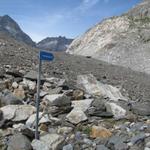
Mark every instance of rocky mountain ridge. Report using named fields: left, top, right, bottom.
left=0, top=15, right=35, bottom=46
left=66, top=0, right=150, bottom=74
left=37, top=36, right=73, bottom=51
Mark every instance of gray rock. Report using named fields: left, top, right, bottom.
left=22, top=78, right=36, bottom=90
left=105, top=102, right=126, bottom=119
left=71, top=99, right=94, bottom=112
left=7, top=134, right=32, bottom=150
left=24, top=70, right=44, bottom=81
left=92, top=98, right=106, bottom=111
left=114, top=142, right=128, bottom=150
left=66, top=108, right=87, bottom=124
left=96, top=145, right=109, bottom=150
left=128, top=133, right=146, bottom=146
left=132, top=102, right=150, bottom=116
left=33, top=133, right=64, bottom=150
left=63, top=144, right=73, bottom=150
left=43, top=94, right=71, bottom=107
left=45, top=77, right=66, bottom=87
left=26, top=112, right=50, bottom=127
left=52, top=95, right=71, bottom=107
left=31, top=140, right=49, bottom=150
left=0, top=81, right=6, bottom=92
left=6, top=70, right=23, bottom=78
left=0, top=90, right=23, bottom=106
left=1, top=105, right=35, bottom=121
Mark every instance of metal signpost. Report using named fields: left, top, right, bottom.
left=35, top=50, right=54, bottom=139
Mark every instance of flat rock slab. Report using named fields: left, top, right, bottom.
left=71, top=99, right=94, bottom=112
left=66, top=108, right=87, bottom=124
left=24, top=70, right=44, bottom=81
left=1, top=105, right=36, bottom=121
left=43, top=94, right=71, bottom=107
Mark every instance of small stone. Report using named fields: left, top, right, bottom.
left=40, top=91, right=48, bottom=97
left=39, top=123, right=48, bottom=132
left=105, top=102, right=126, bottom=118
left=129, top=133, right=146, bottom=146
left=13, top=85, right=25, bottom=99
left=66, top=108, right=87, bottom=124
left=40, top=134, right=64, bottom=150
left=91, top=125, right=112, bottom=138
left=146, top=141, right=150, bottom=147
left=26, top=113, right=50, bottom=127
left=31, top=139, right=49, bottom=150
left=0, top=81, right=7, bottom=91
left=13, top=123, right=24, bottom=129
left=57, top=126, right=73, bottom=134
left=73, top=89, right=84, bottom=100
left=6, top=70, right=23, bottom=78
left=45, top=77, right=65, bottom=87
left=63, top=144, right=73, bottom=150
left=43, top=94, right=71, bottom=107
left=12, top=82, right=19, bottom=89
left=22, top=78, right=36, bottom=90
left=96, top=145, right=109, bottom=150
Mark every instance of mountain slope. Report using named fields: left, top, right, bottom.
left=66, top=0, right=150, bottom=74
left=37, top=36, right=73, bottom=51
left=0, top=15, right=35, bottom=46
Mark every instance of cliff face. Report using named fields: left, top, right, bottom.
left=66, top=0, right=150, bottom=74
left=0, top=15, right=35, bottom=46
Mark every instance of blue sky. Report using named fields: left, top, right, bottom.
left=0, top=0, right=141, bottom=42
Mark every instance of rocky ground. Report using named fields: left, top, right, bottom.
left=0, top=35, right=150, bottom=150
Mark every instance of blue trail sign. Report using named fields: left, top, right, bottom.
left=40, top=50, right=54, bottom=61
left=35, top=50, right=54, bottom=140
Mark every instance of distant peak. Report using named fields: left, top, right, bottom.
left=2, top=15, right=12, bottom=20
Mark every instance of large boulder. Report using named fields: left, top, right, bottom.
left=77, top=74, right=127, bottom=101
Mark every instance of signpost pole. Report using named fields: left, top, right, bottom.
left=35, top=57, right=42, bottom=140
left=35, top=50, right=54, bottom=140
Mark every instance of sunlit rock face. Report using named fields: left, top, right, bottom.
left=67, top=0, right=150, bottom=74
